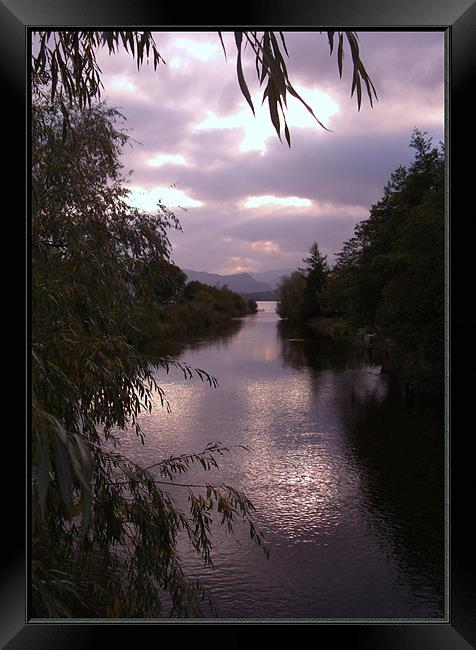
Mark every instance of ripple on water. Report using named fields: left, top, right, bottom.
left=114, top=305, right=445, bottom=619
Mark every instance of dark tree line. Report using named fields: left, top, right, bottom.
left=277, top=130, right=445, bottom=393
left=32, top=99, right=266, bottom=619
left=276, top=242, right=329, bottom=321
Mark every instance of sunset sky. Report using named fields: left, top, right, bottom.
left=97, top=31, right=445, bottom=274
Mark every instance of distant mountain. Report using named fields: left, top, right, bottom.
left=239, top=290, right=278, bottom=301
left=183, top=269, right=272, bottom=294
left=249, top=268, right=294, bottom=290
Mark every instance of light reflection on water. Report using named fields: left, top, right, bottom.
left=118, top=302, right=444, bottom=619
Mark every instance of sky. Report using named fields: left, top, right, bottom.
left=96, top=31, right=445, bottom=275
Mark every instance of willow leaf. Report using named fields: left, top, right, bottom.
left=235, top=32, right=255, bottom=115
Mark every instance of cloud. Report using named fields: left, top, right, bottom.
left=109, top=75, right=137, bottom=93
left=94, top=30, right=444, bottom=273
left=126, top=185, right=204, bottom=211
left=250, top=240, right=281, bottom=253
left=172, top=37, right=222, bottom=63
left=147, top=153, right=190, bottom=167
left=194, top=86, right=339, bottom=154
left=243, top=195, right=312, bottom=209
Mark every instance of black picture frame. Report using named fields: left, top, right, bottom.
left=6, top=0, right=475, bottom=647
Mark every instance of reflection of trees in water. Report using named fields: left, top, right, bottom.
left=277, top=319, right=370, bottom=372
left=185, top=319, right=244, bottom=352
left=341, top=378, right=445, bottom=614
left=278, top=318, right=444, bottom=614
left=143, top=318, right=244, bottom=359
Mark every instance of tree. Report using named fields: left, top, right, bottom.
left=325, top=130, right=445, bottom=392
left=375, top=133, right=445, bottom=391
left=300, top=242, right=330, bottom=319
left=323, top=234, right=362, bottom=317
left=32, top=99, right=268, bottom=618
left=276, top=271, right=307, bottom=322
left=276, top=243, right=329, bottom=322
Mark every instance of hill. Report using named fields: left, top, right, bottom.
left=183, top=269, right=271, bottom=294
left=249, top=268, right=294, bottom=290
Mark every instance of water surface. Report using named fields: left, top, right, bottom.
left=118, top=302, right=445, bottom=619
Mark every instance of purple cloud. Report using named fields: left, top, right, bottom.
left=94, top=30, right=444, bottom=274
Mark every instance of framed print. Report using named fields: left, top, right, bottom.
left=5, top=0, right=475, bottom=647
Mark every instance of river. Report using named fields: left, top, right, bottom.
left=118, top=301, right=445, bottom=619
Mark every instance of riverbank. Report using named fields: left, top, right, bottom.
left=136, top=283, right=257, bottom=350
left=305, top=317, right=442, bottom=397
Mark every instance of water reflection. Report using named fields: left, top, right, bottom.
left=342, top=383, right=445, bottom=612
left=142, top=317, right=244, bottom=358
left=121, top=302, right=444, bottom=618
left=278, top=319, right=373, bottom=372
left=276, top=315, right=444, bottom=614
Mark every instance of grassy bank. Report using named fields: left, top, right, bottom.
left=305, top=317, right=441, bottom=397
left=306, top=317, right=353, bottom=340
left=307, top=318, right=393, bottom=363
left=136, top=282, right=257, bottom=348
